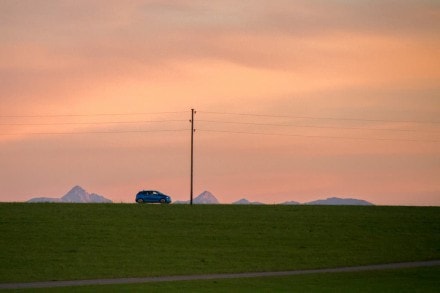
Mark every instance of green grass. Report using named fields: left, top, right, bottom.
left=1, top=204, right=439, bottom=283
left=7, top=267, right=440, bottom=292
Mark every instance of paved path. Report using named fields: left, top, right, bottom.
left=1, top=260, right=440, bottom=290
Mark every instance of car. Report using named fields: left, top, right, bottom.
left=135, top=190, right=172, bottom=204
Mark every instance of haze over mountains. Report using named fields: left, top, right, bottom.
left=305, top=197, right=373, bottom=206
left=28, top=186, right=112, bottom=203
left=174, top=191, right=220, bottom=204
left=232, top=198, right=264, bottom=205
left=27, top=186, right=373, bottom=205
left=174, top=191, right=374, bottom=205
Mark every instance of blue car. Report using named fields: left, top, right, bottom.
left=135, top=190, right=172, bottom=204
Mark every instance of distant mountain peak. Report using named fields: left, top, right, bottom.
left=233, top=198, right=251, bottom=204
left=142, top=190, right=373, bottom=206
left=62, top=186, right=88, bottom=202
left=232, top=198, right=265, bottom=205
left=28, top=186, right=112, bottom=203
left=70, top=185, right=86, bottom=192
left=199, top=190, right=214, bottom=197
left=281, top=200, right=300, bottom=205
left=174, top=191, right=220, bottom=204
left=194, top=191, right=219, bottom=204
left=305, top=197, right=373, bottom=206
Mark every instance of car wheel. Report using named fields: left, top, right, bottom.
left=160, top=198, right=165, bottom=204
left=137, top=199, right=143, bottom=203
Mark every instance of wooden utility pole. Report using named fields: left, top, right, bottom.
left=190, top=109, right=195, bottom=205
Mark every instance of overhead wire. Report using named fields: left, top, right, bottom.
left=0, top=119, right=187, bottom=126
left=0, top=111, right=188, bottom=118
left=3, top=109, right=438, bottom=125
left=197, top=119, right=439, bottom=133
left=0, top=112, right=191, bottom=136
left=199, top=111, right=440, bottom=125
left=1, top=109, right=439, bottom=142
left=198, top=129, right=440, bottom=143
left=0, top=129, right=190, bottom=136
left=196, top=110, right=440, bottom=143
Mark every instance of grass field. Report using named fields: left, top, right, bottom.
left=1, top=203, right=439, bottom=283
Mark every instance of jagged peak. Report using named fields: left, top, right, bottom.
left=69, top=185, right=86, bottom=192
left=198, top=190, right=214, bottom=196
left=194, top=191, right=219, bottom=204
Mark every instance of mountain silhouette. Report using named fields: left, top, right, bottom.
left=281, top=200, right=300, bottom=205
left=232, top=198, right=264, bottom=205
left=174, top=191, right=219, bottom=204
left=304, top=197, right=373, bottom=206
left=194, top=191, right=219, bottom=204
left=28, top=186, right=112, bottom=203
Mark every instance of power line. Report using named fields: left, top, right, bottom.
left=2, top=108, right=438, bottom=142
left=0, top=129, right=189, bottom=136
left=199, top=111, right=440, bottom=125
left=0, top=119, right=187, bottom=126
left=198, top=129, right=440, bottom=143
left=0, top=111, right=188, bottom=118
left=198, top=119, right=439, bottom=133
left=4, top=109, right=438, bottom=125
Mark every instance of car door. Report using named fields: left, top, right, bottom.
left=148, top=191, right=157, bottom=202
left=142, top=191, right=152, bottom=202
left=151, top=191, right=161, bottom=203
left=140, top=191, right=149, bottom=202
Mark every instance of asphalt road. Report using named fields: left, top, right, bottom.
left=1, top=260, right=440, bottom=290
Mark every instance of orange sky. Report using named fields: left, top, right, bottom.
left=0, top=1, right=439, bottom=205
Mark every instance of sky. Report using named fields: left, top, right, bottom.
left=0, top=0, right=439, bottom=205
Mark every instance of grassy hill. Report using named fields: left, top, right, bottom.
left=1, top=203, right=439, bottom=283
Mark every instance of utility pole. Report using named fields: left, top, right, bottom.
left=190, top=109, right=195, bottom=205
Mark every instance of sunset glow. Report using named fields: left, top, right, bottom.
left=1, top=1, right=439, bottom=205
